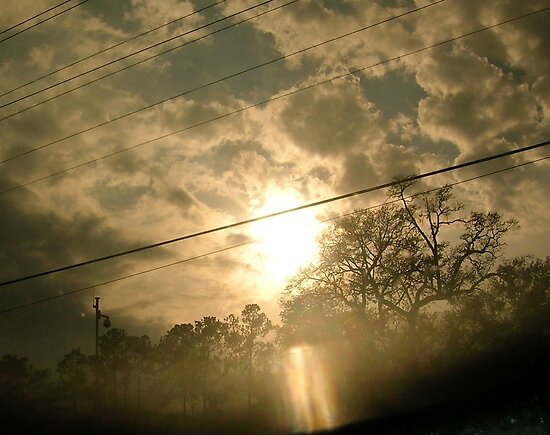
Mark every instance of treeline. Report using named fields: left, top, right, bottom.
left=2, top=183, right=550, bottom=433
left=1, top=303, right=279, bottom=433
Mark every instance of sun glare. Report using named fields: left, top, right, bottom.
left=250, top=193, right=322, bottom=284
left=283, top=346, right=339, bottom=433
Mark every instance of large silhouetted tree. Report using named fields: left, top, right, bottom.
left=280, top=203, right=407, bottom=350
left=443, top=256, right=550, bottom=359
left=388, top=182, right=517, bottom=362
left=490, top=256, right=550, bottom=338
left=282, top=182, right=517, bottom=367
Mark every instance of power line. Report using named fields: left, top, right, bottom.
left=0, top=0, right=442, bottom=162
left=0, top=0, right=450, bottom=125
left=0, top=6, right=547, bottom=191
left=0, top=139, right=548, bottom=289
left=0, top=0, right=71, bottom=35
left=1, top=153, right=548, bottom=315
left=0, top=0, right=293, bottom=124
left=0, top=240, right=256, bottom=315
left=0, top=1, right=304, bottom=129
left=0, top=0, right=91, bottom=44
left=0, top=0, right=226, bottom=99
left=0, top=0, right=277, bottom=112
left=332, top=154, right=550, bottom=222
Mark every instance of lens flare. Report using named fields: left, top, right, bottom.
left=283, top=346, right=339, bottom=433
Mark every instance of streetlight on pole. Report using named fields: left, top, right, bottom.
left=93, top=297, right=111, bottom=359
left=92, top=296, right=111, bottom=406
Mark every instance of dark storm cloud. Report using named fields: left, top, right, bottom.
left=417, top=45, right=541, bottom=158
left=337, top=142, right=420, bottom=194
left=279, top=82, right=387, bottom=156
left=0, top=173, right=167, bottom=289
left=0, top=106, right=67, bottom=162
left=0, top=189, right=121, bottom=282
left=359, top=67, right=427, bottom=119
left=166, top=186, right=196, bottom=211
left=337, top=153, right=378, bottom=193
left=308, top=166, right=331, bottom=182
left=0, top=172, right=171, bottom=367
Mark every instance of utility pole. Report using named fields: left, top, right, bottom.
left=93, top=296, right=112, bottom=359
left=94, top=297, right=100, bottom=361
left=92, top=297, right=111, bottom=404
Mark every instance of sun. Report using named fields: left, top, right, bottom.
left=250, top=192, right=323, bottom=284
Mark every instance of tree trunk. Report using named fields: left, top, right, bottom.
left=407, top=312, right=419, bottom=373
left=202, top=349, right=209, bottom=413
left=202, top=372, right=207, bottom=413
left=247, top=351, right=253, bottom=411
left=183, top=392, right=187, bottom=416
left=123, top=375, right=129, bottom=408
left=113, top=368, right=118, bottom=404
left=137, top=368, right=142, bottom=413
left=72, top=395, right=78, bottom=423
left=376, top=300, right=387, bottom=344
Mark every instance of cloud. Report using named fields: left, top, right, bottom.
left=416, top=44, right=541, bottom=158
left=279, top=81, right=388, bottom=156
left=0, top=0, right=53, bottom=29
left=93, top=179, right=151, bottom=212
left=165, top=186, right=196, bottom=211
left=124, top=0, right=200, bottom=34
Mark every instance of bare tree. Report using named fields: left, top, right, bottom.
left=281, top=203, right=408, bottom=342
left=387, top=182, right=517, bottom=362
left=283, top=183, right=517, bottom=367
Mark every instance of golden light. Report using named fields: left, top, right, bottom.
left=283, top=346, right=339, bottom=433
left=250, top=192, right=322, bottom=284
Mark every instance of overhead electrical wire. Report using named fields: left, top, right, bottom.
left=0, top=240, right=257, bottom=315
left=0, top=0, right=92, bottom=44
left=0, top=0, right=226, bottom=99
left=1, top=153, right=548, bottom=314
left=0, top=0, right=440, bottom=123
left=0, top=0, right=277, bottom=112
left=0, top=6, right=547, bottom=194
left=0, top=0, right=301, bottom=127
left=0, top=0, right=293, bottom=123
left=0, top=139, right=548, bottom=289
left=0, top=0, right=71, bottom=35
left=0, top=0, right=444, bottom=162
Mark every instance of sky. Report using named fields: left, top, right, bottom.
left=0, top=0, right=549, bottom=368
